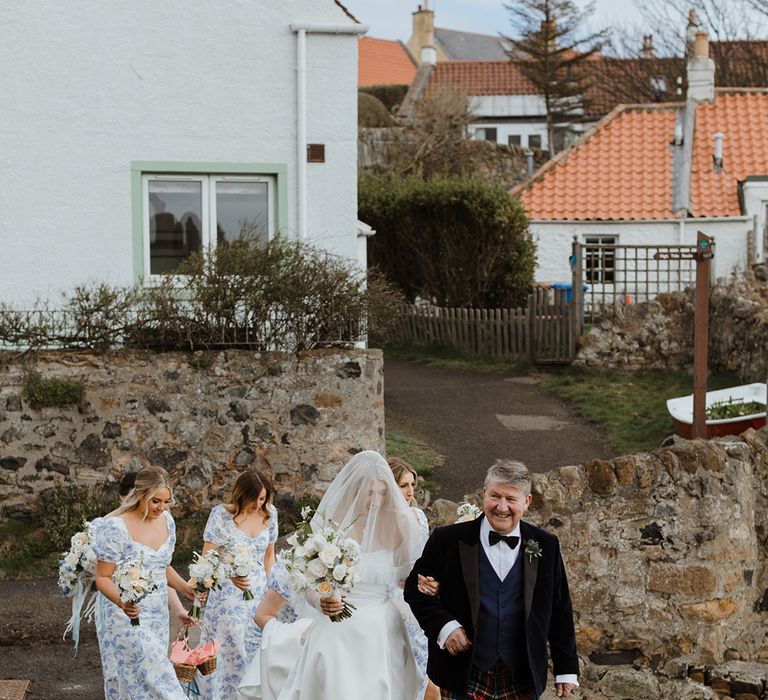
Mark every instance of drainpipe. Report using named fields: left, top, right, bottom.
left=290, top=23, right=369, bottom=240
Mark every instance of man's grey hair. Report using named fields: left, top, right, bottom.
left=484, top=459, right=531, bottom=496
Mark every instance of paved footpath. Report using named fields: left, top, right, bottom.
left=384, top=357, right=615, bottom=501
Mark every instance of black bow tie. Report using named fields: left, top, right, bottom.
left=488, top=532, right=520, bottom=549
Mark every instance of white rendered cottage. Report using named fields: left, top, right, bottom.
left=0, top=1, right=367, bottom=305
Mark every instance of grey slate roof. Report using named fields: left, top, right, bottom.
left=434, top=28, right=509, bottom=61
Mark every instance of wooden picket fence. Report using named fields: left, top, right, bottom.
left=391, top=288, right=575, bottom=364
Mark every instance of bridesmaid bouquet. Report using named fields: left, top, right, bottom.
left=187, top=550, right=227, bottom=618
left=113, top=556, right=160, bottom=626
left=281, top=507, right=361, bottom=622
left=58, top=520, right=99, bottom=651
left=58, top=521, right=98, bottom=597
left=220, top=538, right=260, bottom=601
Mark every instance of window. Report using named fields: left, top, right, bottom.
left=584, top=235, right=617, bottom=284
left=508, top=134, right=521, bottom=146
left=475, top=127, right=497, bottom=142
left=528, top=134, right=542, bottom=149
left=143, top=174, right=274, bottom=275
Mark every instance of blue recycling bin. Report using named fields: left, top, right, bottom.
left=551, top=282, right=588, bottom=303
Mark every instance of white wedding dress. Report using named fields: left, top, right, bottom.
left=238, top=550, right=424, bottom=700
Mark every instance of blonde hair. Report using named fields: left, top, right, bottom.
left=108, top=466, right=174, bottom=519
left=388, top=457, right=418, bottom=488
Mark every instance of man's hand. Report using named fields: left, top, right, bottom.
left=556, top=683, right=576, bottom=697
left=444, top=627, right=471, bottom=656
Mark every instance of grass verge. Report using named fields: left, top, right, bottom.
left=541, top=368, right=741, bottom=455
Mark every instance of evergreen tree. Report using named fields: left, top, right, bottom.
left=504, top=0, right=607, bottom=156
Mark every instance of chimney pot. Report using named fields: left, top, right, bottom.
left=713, top=132, right=724, bottom=172
left=694, top=31, right=709, bottom=58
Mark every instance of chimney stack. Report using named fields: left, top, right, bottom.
left=408, top=2, right=437, bottom=64
left=639, top=34, right=655, bottom=59
left=687, top=31, right=715, bottom=102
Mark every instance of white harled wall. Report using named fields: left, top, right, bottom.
left=0, top=1, right=359, bottom=305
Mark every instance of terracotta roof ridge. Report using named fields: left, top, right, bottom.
left=436, top=59, right=512, bottom=66
left=715, top=87, right=768, bottom=94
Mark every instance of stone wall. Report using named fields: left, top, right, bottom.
left=432, top=428, right=768, bottom=699
left=575, top=280, right=768, bottom=383
left=0, top=349, right=384, bottom=519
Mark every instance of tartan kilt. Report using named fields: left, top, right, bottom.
left=440, top=661, right=538, bottom=700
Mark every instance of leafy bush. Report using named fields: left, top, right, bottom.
left=360, top=173, right=536, bottom=308
left=25, top=373, right=85, bottom=408
left=359, top=84, right=410, bottom=113
left=41, top=485, right=119, bottom=552
left=359, top=92, right=395, bottom=127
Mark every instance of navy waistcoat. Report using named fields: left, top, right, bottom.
left=473, top=543, right=529, bottom=679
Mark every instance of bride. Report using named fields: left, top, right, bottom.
left=238, top=450, right=428, bottom=700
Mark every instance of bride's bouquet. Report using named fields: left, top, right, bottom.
left=220, top=538, right=260, bottom=601
left=187, top=550, right=227, bottom=618
left=114, top=556, right=160, bottom=626
left=58, top=520, right=99, bottom=650
left=281, top=506, right=361, bottom=622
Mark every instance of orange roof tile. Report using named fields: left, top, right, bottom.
left=518, top=106, right=678, bottom=220
left=691, top=91, right=768, bottom=217
left=358, top=37, right=416, bottom=87
left=425, top=60, right=537, bottom=97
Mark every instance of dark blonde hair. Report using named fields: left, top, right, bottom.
left=109, top=466, right=173, bottom=519
left=388, top=457, right=418, bottom=488
left=225, top=470, right=273, bottom=521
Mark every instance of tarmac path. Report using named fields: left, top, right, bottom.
left=384, top=357, right=615, bottom=501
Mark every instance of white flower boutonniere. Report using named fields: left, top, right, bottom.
left=456, top=501, right=482, bottom=523
left=524, top=539, right=542, bottom=563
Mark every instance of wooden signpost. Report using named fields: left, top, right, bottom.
left=654, top=231, right=714, bottom=438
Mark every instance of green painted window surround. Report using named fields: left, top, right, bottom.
left=130, top=161, right=288, bottom=283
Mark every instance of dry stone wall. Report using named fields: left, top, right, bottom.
left=576, top=280, right=768, bottom=382
left=0, top=349, right=384, bottom=519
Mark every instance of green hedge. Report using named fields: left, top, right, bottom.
left=360, top=174, right=536, bottom=308
left=359, top=84, right=410, bottom=113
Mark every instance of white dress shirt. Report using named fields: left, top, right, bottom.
left=436, top=519, right=578, bottom=688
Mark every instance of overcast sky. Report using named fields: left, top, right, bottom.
left=342, top=0, right=645, bottom=42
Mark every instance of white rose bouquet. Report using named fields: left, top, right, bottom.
left=58, top=522, right=98, bottom=598
left=113, top=556, right=160, bottom=626
left=220, top=538, right=260, bottom=601
left=280, top=506, right=361, bottom=622
left=58, top=520, right=100, bottom=650
left=456, top=501, right=482, bottom=523
left=187, top=550, right=227, bottom=618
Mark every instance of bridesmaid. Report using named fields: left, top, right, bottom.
left=388, top=457, right=429, bottom=533
left=198, top=469, right=277, bottom=699
left=92, top=466, right=195, bottom=700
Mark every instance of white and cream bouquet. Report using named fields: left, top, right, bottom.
left=187, top=550, right=227, bottom=618
left=58, top=520, right=100, bottom=650
left=58, top=522, right=98, bottom=598
left=220, top=538, right=261, bottom=601
left=113, top=556, right=160, bottom=626
left=456, top=500, right=482, bottom=523
left=281, top=506, right=361, bottom=622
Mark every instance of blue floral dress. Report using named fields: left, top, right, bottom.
left=92, top=511, right=186, bottom=700
left=197, top=504, right=277, bottom=700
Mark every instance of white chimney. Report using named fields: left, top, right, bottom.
left=687, top=31, right=715, bottom=102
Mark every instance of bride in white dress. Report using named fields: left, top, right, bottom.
left=238, top=450, right=428, bottom=700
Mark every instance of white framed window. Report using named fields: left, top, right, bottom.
left=142, top=174, right=275, bottom=276
left=584, top=235, right=617, bottom=284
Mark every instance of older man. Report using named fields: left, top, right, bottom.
left=404, top=460, right=579, bottom=699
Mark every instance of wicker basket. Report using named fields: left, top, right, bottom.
left=197, top=656, right=217, bottom=676
left=173, top=662, right=197, bottom=683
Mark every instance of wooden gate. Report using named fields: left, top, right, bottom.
left=390, top=288, right=575, bottom=364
